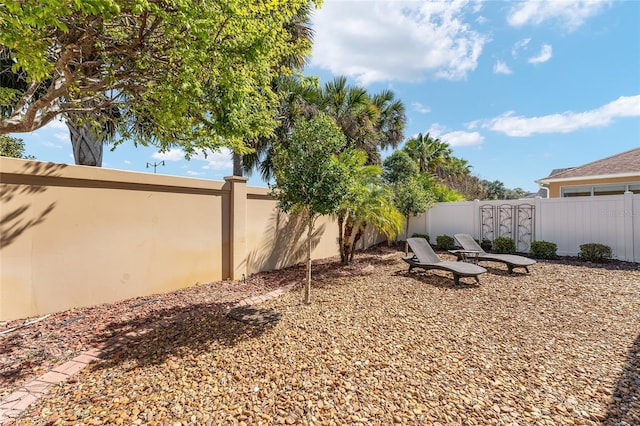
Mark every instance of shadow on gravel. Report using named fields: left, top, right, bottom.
left=603, top=333, right=640, bottom=425
left=90, top=301, right=274, bottom=373
left=88, top=255, right=393, bottom=373
left=396, top=270, right=479, bottom=289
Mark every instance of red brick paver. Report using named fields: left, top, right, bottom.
left=0, top=285, right=295, bottom=424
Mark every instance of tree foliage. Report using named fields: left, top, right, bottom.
left=0, top=134, right=34, bottom=159
left=383, top=151, right=435, bottom=254
left=1, top=0, right=317, bottom=156
left=244, top=75, right=406, bottom=180
left=392, top=175, right=435, bottom=254
left=271, top=114, right=349, bottom=303
left=336, top=150, right=402, bottom=265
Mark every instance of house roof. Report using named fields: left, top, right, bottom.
left=537, top=147, right=640, bottom=183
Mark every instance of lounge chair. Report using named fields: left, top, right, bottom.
left=403, top=237, right=487, bottom=285
left=453, top=233, right=536, bottom=274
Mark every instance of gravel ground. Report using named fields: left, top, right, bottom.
left=4, top=246, right=640, bottom=425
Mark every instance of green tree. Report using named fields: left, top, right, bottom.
left=319, top=76, right=406, bottom=165
left=370, top=89, right=406, bottom=152
left=271, top=114, right=349, bottom=304
left=1, top=0, right=315, bottom=158
left=233, top=1, right=317, bottom=176
left=485, top=180, right=507, bottom=200
left=0, top=134, right=34, bottom=159
left=242, top=75, right=321, bottom=181
left=382, top=150, right=419, bottom=183
left=383, top=151, right=435, bottom=255
left=392, top=175, right=435, bottom=255
left=336, top=150, right=403, bottom=264
left=403, top=132, right=452, bottom=175
left=505, top=187, right=528, bottom=199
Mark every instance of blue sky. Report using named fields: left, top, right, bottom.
left=12, top=0, right=640, bottom=193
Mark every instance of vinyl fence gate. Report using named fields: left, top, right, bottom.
left=480, top=204, right=535, bottom=253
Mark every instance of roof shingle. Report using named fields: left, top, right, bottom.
left=542, top=147, right=640, bottom=180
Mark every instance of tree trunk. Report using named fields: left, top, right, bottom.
left=232, top=153, right=243, bottom=176
left=337, top=212, right=345, bottom=264
left=341, top=214, right=355, bottom=265
left=67, top=120, right=104, bottom=166
left=304, top=214, right=314, bottom=304
left=350, top=222, right=366, bottom=263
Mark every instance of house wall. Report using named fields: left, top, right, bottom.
left=548, top=175, right=640, bottom=197
left=415, top=194, right=639, bottom=262
left=0, top=158, right=347, bottom=321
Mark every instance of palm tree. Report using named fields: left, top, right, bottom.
left=441, top=156, right=471, bottom=180
left=403, top=132, right=452, bottom=174
left=241, top=75, right=320, bottom=181
left=320, top=76, right=375, bottom=148
left=371, top=89, right=406, bottom=151
left=336, top=150, right=403, bottom=264
left=320, top=76, right=407, bottom=165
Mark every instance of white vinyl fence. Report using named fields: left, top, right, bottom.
left=407, top=192, right=639, bottom=262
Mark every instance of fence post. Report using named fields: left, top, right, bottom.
left=623, top=191, right=634, bottom=262
left=473, top=199, right=480, bottom=239
left=224, top=176, right=248, bottom=280
left=534, top=196, right=543, bottom=243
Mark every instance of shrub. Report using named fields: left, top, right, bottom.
left=436, top=234, right=455, bottom=250
left=412, top=233, right=430, bottom=242
left=530, top=241, right=557, bottom=259
left=579, top=243, right=612, bottom=262
left=493, top=236, right=516, bottom=254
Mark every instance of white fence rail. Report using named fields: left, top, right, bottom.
left=409, top=192, right=639, bottom=262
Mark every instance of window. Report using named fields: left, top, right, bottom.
left=561, top=186, right=592, bottom=197
left=561, top=182, right=640, bottom=197
left=593, top=184, right=627, bottom=196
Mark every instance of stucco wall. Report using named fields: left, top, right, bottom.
left=1, top=158, right=228, bottom=320
left=0, top=158, right=368, bottom=321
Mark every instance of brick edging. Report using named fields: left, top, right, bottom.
left=0, top=283, right=298, bottom=424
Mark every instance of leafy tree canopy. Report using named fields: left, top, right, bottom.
left=382, top=150, right=419, bottom=184
left=0, top=134, right=34, bottom=159
left=0, top=0, right=318, bottom=156
left=271, top=113, right=351, bottom=304
left=272, top=114, right=349, bottom=217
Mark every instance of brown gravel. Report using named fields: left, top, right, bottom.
left=3, top=246, right=640, bottom=425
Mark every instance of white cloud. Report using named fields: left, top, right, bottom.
left=311, top=0, right=487, bottom=84
left=41, top=140, right=64, bottom=149
left=194, top=148, right=233, bottom=170
left=426, top=124, right=484, bottom=147
left=493, top=60, right=512, bottom=75
left=54, top=132, right=68, bottom=142
left=123, top=160, right=131, bottom=165
left=511, top=38, right=531, bottom=58
left=441, top=130, right=485, bottom=147
left=412, top=102, right=431, bottom=114
left=151, top=147, right=233, bottom=172
left=153, top=148, right=185, bottom=162
left=482, top=94, right=640, bottom=136
left=528, top=44, right=553, bottom=64
left=41, top=118, right=67, bottom=131
left=507, top=0, right=611, bottom=32
left=187, top=170, right=206, bottom=176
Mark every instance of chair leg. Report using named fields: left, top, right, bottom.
left=453, top=274, right=460, bottom=286
left=524, top=266, right=530, bottom=273
left=507, top=264, right=514, bottom=274
left=474, top=275, right=480, bottom=284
